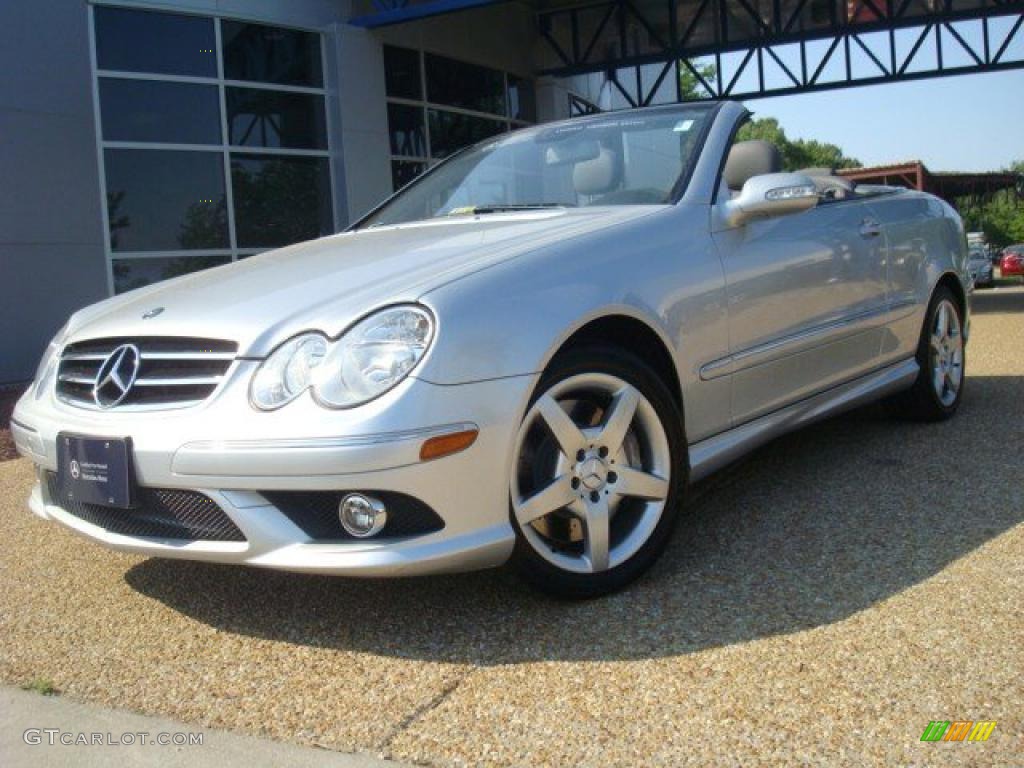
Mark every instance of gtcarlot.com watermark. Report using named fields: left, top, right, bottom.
left=23, top=728, right=204, bottom=747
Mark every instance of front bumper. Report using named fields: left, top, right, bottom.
left=13, top=366, right=537, bottom=576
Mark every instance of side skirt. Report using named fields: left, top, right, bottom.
left=688, top=358, right=919, bottom=483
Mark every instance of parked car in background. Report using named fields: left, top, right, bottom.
left=1001, top=245, right=1024, bottom=278
left=968, top=248, right=994, bottom=287
left=12, top=101, right=972, bottom=597
left=999, top=244, right=1024, bottom=278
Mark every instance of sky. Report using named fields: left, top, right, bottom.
left=750, top=69, right=1024, bottom=173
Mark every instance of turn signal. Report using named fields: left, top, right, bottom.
left=419, top=429, right=478, bottom=461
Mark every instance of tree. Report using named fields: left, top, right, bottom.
left=178, top=198, right=228, bottom=250
left=677, top=61, right=859, bottom=171
left=956, top=159, right=1024, bottom=248
left=678, top=62, right=717, bottom=101
left=736, top=117, right=861, bottom=171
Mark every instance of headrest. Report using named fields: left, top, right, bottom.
left=573, top=148, right=620, bottom=196
left=724, top=140, right=782, bottom=190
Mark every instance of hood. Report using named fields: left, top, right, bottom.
left=66, top=206, right=661, bottom=357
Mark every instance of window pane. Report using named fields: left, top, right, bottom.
left=392, top=160, right=426, bottom=191
left=384, top=46, right=421, bottom=99
left=425, top=54, right=505, bottom=115
left=105, top=149, right=228, bottom=252
left=94, top=7, right=216, bottom=77
left=428, top=110, right=506, bottom=159
left=222, top=22, right=323, bottom=87
left=507, top=76, right=536, bottom=122
left=232, top=154, right=333, bottom=248
left=387, top=103, right=426, bottom=157
left=226, top=88, right=327, bottom=149
left=100, top=79, right=221, bottom=145
left=113, top=256, right=230, bottom=294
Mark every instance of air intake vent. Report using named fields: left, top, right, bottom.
left=44, top=472, right=246, bottom=542
left=56, top=337, right=237, bottom=410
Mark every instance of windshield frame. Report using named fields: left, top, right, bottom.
left=349, top=102, right=724, bottom=231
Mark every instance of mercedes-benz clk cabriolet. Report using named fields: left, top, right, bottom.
left=13, top=101, right=970, bottom=597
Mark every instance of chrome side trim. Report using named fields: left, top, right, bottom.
left=689, top=358, right=918, bottom=482
left=172, top=421, right=482, bottom=477
left=180, top=422, right=479, bottom=453
left=698, top=357, right=734, bottom=381
left=699, top=302, right=897, bottom=381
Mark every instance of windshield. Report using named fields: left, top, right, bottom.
left=356, top=105, right=716, bottom=229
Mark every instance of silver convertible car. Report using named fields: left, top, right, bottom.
left=13, top=101, right=970, bottom=597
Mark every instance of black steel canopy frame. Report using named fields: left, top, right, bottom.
left=538, top=0, right=1024, bottom=104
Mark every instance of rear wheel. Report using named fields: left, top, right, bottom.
left=891, top=286, right=965, bottom=421
left=509, top=346, right=686, bottom=598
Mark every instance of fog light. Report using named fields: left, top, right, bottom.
left=339, top=493, right=388, bottom=538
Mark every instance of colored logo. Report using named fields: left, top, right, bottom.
left=920, top=721, right=996, bottom=742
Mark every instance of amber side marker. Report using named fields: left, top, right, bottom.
left=420, top=429, right=478, bottom=461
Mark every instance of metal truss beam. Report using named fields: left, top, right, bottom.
left=539, top=0, right=1024, bottom=102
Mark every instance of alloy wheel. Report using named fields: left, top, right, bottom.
left=510, top=373, right=672, bottom=574
left=929, top=299, right=963, bottom=407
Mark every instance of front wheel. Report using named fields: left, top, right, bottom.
left=508, top=346, right=686, bottom=598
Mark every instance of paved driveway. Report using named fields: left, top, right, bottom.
left=2, top=286, right=1022, bottom=767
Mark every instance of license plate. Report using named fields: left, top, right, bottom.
left=56, top=434, right=135, bottom=509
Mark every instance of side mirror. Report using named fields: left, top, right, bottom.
left=722, top=172, right=818, bottom=228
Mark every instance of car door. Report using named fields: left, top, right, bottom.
left=711, top=196, right=889, bottom=425
left=863, top=194, right=945, bottom=366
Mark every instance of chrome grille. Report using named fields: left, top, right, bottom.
left=56, top=337, right=238, bottom=410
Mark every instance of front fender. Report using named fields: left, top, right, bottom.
left=413, top=205, right=732, bottom=442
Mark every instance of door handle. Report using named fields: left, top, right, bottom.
left=860, top=219, right=882, bottom=238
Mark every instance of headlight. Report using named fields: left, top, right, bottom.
left=250, top=305, right=434, bottom=411
left=250, top=333, right=328, bottom=410
left=313, top=305, right=433, bottom=408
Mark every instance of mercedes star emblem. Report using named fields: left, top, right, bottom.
left=92, top=343, right=141, bottom=408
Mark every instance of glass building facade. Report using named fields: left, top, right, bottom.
left=0, top=0, right=546, bottom=382
left=92, top=6, right=334, bottom=293
left=383, top=45, right=535, bottom=191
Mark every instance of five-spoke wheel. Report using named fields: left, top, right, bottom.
left=509, top=346, right=684, bottom=597
left=929, top=298, right=963, bottom=407
left=891, top=285, right=966, bottom=421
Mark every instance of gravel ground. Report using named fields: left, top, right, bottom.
left=2, top=286, right=1022, bottom=766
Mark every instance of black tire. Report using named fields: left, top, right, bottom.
left=889, top=285, right=965, bottom=422
left=509, top=344, right=687, bottom=599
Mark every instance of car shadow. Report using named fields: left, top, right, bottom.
left=125, top=368, right=1023, bottom=665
